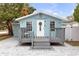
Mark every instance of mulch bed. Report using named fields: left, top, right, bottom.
left=0, top=34, right=12, bottom=41
left=66, top=41, right=79, bottom=46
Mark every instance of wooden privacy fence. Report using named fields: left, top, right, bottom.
left=65, top=26, right=79, bottom=41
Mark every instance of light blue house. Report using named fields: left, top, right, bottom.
left=12, top=11, right=65, bottom=48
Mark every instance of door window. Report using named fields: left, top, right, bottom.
left=39, top=22, right=42, bottom=31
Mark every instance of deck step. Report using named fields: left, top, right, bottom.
left=32, top=46, right=51, bottom=49
left=33, top=39, right=50, bottom=42
left=34, top=42, right=50, bottom=46
left=31, top=37, right=51, bottom=49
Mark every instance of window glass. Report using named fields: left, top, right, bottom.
left=26, top=22, right=32, bottom=31
left=50, top=21, right=55, bottom=31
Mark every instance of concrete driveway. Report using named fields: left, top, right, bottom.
left=0, top=37, right=79, bottom=56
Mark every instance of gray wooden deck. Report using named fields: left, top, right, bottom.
left=12, top=24, right=65, bottom=49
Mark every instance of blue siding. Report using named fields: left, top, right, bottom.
left=44, top=19, right=50, bottom=36
left=18, top=13, right=63, bottom=37
left=20, top=20, right=26, bottom=27
left=32, top=20, right=36, bottom=36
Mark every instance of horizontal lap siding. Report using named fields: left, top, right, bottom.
left=19, top=13, right=63, bottom=37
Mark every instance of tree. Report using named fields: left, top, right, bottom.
left=21, top=4, right=36, bottom=16
left=0, top=3, right=36, bottom=36
left=73, top=4, right=79, bottom=22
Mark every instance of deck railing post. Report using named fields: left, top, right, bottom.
left=50, top=30, right=51, bottom=42
left=19, top=28, right=21, bottom=44
left=18, top=26, right=22, bottom=45
left=31, top=31, right=34, bottom=48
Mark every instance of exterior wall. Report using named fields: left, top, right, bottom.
left=12, top=23, right=21, bottom=41
left=19, top=13, right=63, bottom=37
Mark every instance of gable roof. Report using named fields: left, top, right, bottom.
left=15, top=11, right=67, bottom=22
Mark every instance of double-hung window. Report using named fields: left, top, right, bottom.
left=26, top=22, right=32, bottom=31
left=50, top=21, right=55, bottom=31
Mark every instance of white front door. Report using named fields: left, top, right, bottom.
left=37, top=20, right=44, bottom=37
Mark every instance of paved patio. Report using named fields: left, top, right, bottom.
left=0, top=37, right=79, bottom=56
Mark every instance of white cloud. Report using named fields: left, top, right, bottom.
left=41, top=9, right=59, bottom=15
left=53, top=12, right=58, bottom=15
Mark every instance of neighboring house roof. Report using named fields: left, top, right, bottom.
left=63, top=16, right=75, bottom=24
left=15, top=11, right=68, bottom=22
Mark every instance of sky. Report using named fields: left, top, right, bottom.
left=30, top=3, right=77, bottom=18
